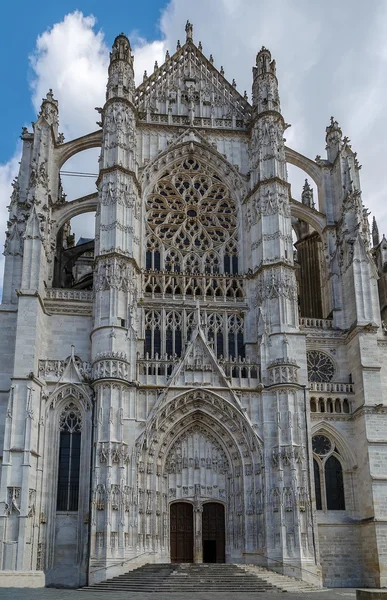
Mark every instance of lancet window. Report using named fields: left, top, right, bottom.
left=57, top=402, right=82, bottom=512
left=312, top=434, right=345, bottom=511
left=143, top=308, right=245, bottom=360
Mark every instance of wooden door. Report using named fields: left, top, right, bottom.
left=202, top=502, right=225, bottom=563
left=170, top=502, right=193, bottom=563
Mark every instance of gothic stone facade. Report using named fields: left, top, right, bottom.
left=0, top=23, right=387, bottom=589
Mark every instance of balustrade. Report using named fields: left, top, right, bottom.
left=299, top=317, right=333, bottom=329
left=142, top=271, right=245, bottom=302
left=310, top=395, right=352, bottom=415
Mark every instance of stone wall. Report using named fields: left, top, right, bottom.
left=318, top=523, right=362, bottom=587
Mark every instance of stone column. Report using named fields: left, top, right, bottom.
left=193, top=504, right=203, bottom=564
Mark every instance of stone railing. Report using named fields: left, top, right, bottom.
left=45, top=288, right=93, bottom=301
left=38, top=359, right=92, bottom=380
left=309, top=381, right=354, bottom=393
left=299, top=317, right=334, bottom=329
left=143, top=272, right=245, bottom=302
left=138, top=112, right=247, bottom=130
left=310, top=396, right=352, bottom=415
left=137, top=355, right=260, bottom=388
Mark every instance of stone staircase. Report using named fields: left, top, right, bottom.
left=243, top=564, right=323, bottom=593
left=81, top=563, right=281, bottom=593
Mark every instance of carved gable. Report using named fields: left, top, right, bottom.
left=135, top=40, right=252, bottom=130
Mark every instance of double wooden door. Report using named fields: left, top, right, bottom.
left=170, top=502, right=225, bottom=563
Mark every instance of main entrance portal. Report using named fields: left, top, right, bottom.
left=170, top=502, right=225, bottom=563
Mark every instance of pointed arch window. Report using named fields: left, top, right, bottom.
left=57, top=402, right=82, bottom=511
left=312, top=434, right=345, bottom=511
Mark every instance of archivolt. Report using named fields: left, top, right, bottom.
left=141, top=138, right=247, bottom=205
left=138, top=389, right=263, bottom=470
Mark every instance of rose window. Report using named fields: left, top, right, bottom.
left=146, top=158, right=237, bottom=259
left=307, top=350, right=335, bottom=382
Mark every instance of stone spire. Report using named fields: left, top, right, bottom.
left=372, top=216, right=380, bottom=247
left=252, top=47, right=280, bottom=113
left=106, top=33, right=135, bottom=102
left=301, top=179, right=315, bottom=209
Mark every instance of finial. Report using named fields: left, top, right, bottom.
left=185, top=20, right=193, bottom=42
left=372, top=216, right=380, bottom=247
left=232, top=79, right=237, bottom=88
left=209, top=54, right=214, bottom=64
left=198, top=41, right=203, bottom=51
left=220, top=66, right=225, bottom=76
left=71, top=344, right=75, bottom=359
left=154, top=60, right=158, bottom=72
left=143, top=70, right=148, bottom=81
left=165, top=50, right=170, bottom=60
left=176, top=39, right=181, bottom=50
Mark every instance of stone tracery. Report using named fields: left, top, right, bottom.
left=146, top=157, right=238, bottom=272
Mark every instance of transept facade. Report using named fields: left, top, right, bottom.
left=0, top=22, right=386, bottom=589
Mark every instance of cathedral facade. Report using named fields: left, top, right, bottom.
left=0, top=22, right=387, bottom=589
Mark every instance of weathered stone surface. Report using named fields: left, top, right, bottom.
left=0, top=22, right=386, bottom=593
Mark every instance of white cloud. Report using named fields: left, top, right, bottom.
left=29, top=11, right=109, bottom=139
left=2, top=1, right=387, bottom=294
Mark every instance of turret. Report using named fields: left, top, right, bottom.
left=106, top=33, right=135, bottom=103
left=252, top=47, right=280, bottom=114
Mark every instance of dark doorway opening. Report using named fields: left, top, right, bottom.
left=202, top=502, right=225, bottom=563
left=170, top=502, right=193, bottom=563
left=203, top=540, right=217, bottom=563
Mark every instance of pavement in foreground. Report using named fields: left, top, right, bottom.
left=0, top=588, right=359, bottom=600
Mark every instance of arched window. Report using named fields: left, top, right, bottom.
left=312, top=434, right=345, bottom=511
left=57, top=402, right=82, bottom=511
left=325, top=456, right=345, bottom=510
left=313, top=458, right=322, bottom=510
left=145, top=311, right=161, bottom=358
left=165, top=311, right=183, bottom=357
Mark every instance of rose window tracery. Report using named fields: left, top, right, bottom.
left=146, top=158, right=237, bottom=272
left=307, top=350, right=335, bottom=382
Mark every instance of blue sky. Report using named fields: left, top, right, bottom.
left=2, top=0, right=387, bottom=293
left=0, top=1, right=168, bottom=162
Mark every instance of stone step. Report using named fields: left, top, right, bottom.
left=82, top=563, right=280, bottom=593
